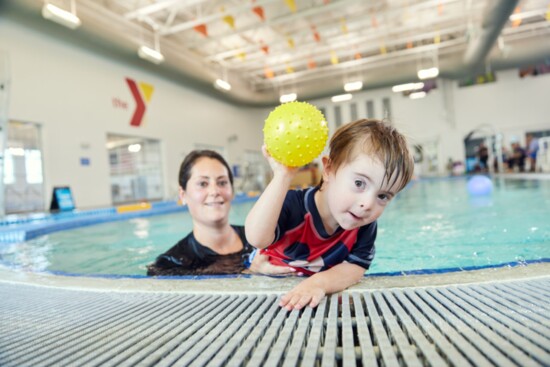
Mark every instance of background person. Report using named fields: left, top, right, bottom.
left=147, top=150, right=294, bottom=276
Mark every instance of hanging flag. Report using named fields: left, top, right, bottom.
left=193, top=24, right=208, bottom=37
left=340, top=18, right=348, bottom=34
left=330, top=50, right=339, bottom=65
left=285, top=62, right=294, bottom=74
left=354, top=52, right=361, bottom=60
left=252, top=6, right=265, bottom=21
left=236, top=52, right=246, bottom=60
left=284, top=0, right=297, bottom=13
left=437, top=2, right=443, bottom=15
left=434, top=33, right=441, bottom=44
left=371, top=15, right=378, bottom=28
left=511, top=7, right=522, bottom=27
left=312, top=26, right=321, bottom=42
left=407, top=41, right=413, bottom=49
left=261, top=44, right=269, bottom=54
left=379, top=43, right=387, bottom=54
left=307, top=58, right=317, bottom=69
left=222, top=15, right=235, bottom=29
left=547, top=4, right=550, bottom=21
left=287, top=38, right=295, bottom=49
left=264, top=66, right=274, bottom=79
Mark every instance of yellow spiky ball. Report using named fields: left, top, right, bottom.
left=263, top=101, right=328, bottom=167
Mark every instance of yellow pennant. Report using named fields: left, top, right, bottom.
left=330, top=50, right=339, bottom=65
left=222, top=15, right=235, bottom=29
left=287, top=38, right=295, bottom=49
left=285, top=62, right=294, bottom=74
left=284, top=0, right=297, bottom=13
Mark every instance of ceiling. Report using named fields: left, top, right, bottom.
left=5, top=0, right=550, bottom=106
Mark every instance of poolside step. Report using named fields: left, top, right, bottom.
left=0, top=278, right=548, bottom=366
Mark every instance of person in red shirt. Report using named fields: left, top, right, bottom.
left=246, top=119, right=414, bottom=310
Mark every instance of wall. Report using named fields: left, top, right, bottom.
left=312, top=69, right=550, bottom=174
left=1, top=18, right=266, bottom=209
left=2, top=16, right=550, bottom=211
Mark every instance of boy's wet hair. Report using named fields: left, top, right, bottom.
left=179, top=150, right=234, bottom=190
left=322, top=119, right=414, bottom=192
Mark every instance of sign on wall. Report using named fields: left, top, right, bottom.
left=124, top=78, right=155, bottom=127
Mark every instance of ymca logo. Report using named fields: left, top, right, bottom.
left=125, top=78, right=154, bottom=127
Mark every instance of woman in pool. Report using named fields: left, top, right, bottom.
left=147, top=150, right=294, bottom=276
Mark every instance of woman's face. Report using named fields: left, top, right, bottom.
left=180, top=157, right=233, bottom=227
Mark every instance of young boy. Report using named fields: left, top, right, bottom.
left=245, top=119, right=414, bottom=310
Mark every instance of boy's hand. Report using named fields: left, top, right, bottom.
left=262, top=145, right=299, bottom=178
left=279, top=279, right=326, bottom=311
left=249, top=253, right=296, bottom=275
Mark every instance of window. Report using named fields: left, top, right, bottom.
left=25, top=149, right=43, bottom=184
left=107, top=134, right=164, bottom=205
left=366, top=100, right=375, bottom=118
left=3, top=121, right=44, bottom=213
left=382, top=97, right=392, bottom=120
left=334, top=105, right=342, bottom=128
left=350, top=103, right=358, bottom=121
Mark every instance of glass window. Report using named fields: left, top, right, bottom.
left=25, top=149, right=43, bottom=184
left=366, top=100, right=375, bottom=118
left=334, top=105, right=342, bottom=128
left=382, top=97, right=392, bottom=120
left=107, top=134, right=164, bottom=205
left=350, top=103, right=358, bottom=121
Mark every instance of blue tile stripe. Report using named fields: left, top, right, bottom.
left=0, top=195, right=257, bottom=245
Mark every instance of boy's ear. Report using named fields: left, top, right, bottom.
left=178, top=187, right=186, bottom=205
left=321, top=156, right=332, bottom=180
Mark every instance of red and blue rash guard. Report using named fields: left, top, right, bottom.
left=261, top=187, right=376, bottom=275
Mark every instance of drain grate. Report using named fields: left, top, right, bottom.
left=0, top=278, right=548, bottom=366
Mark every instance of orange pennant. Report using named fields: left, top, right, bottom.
left=511, top=7, right=522, bottom=27
left=312, top=26, right=321, bottom=42
left=193, top=24, right=208, bottom=37
left=261, top=45, right=269, bottom=54
left=252, top=6, right=265, bottom=21
left=354, top=52, right=361, bottom=60
left=307, top=58, right=317, bottom=69
left=264, top=66, right=274, bottom=79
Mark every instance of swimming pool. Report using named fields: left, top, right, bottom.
left=0, top=177, right=549, bottom=276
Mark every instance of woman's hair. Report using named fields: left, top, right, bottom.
left=321, top=119, right=414, bottom=192
left=178, top=150, right=234, bottom=190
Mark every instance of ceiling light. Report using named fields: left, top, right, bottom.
left=42, top=3, right=81, bottom=29
left=138, top=45, right=165, bottom=64
left=128, top=144, right=141, bottom=153
left=214, top=78, right=231, bottom=91
left=8, top=147, right=25, bottom=156
left=392, top=82, right=424, bottom=93
left=331, top=93, right=353, bottom=103
left=409, top=91, right=427, bottom=99
left=344, top=81, right=363, bottom=92
left=279, top=93, right=297, bottom=103
left=417, top=67, right=439, bottom=80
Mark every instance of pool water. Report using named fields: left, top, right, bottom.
left=1, top=177, right=549, bottom=276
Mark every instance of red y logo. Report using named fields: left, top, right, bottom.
left=125, top=78, right=154, bottom=127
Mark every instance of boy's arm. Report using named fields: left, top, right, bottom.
left=245, top=146, right=297, bottom=248
left=279, top=262, right=365, bottom=310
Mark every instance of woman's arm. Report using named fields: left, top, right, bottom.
left=279, top=262, right=365, bottom=310
left=248, top=252, right=296, bottom=275
left=245, top=146, right=298, bottom=248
